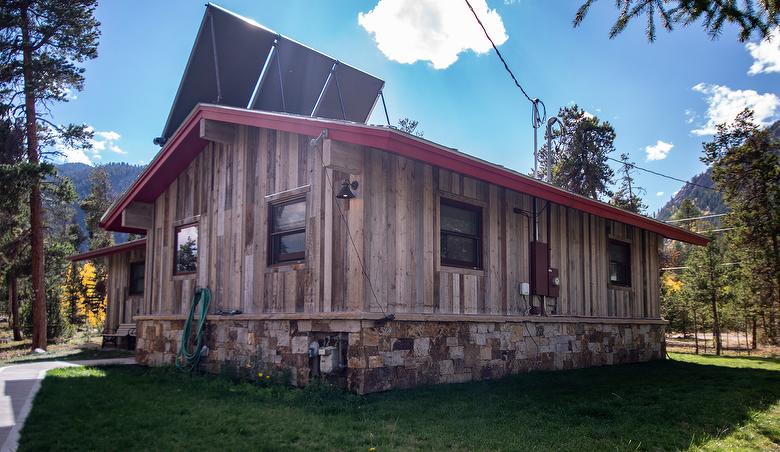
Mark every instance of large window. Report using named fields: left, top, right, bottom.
left=608, top=240, right=631, bottom=286
left=269, top=198, right=306, bottom=264
left=440, top=199, right=483, bottom=269
left=174, top=224, right=198, bottom=275
left=129, top=262, right=145, bottom=295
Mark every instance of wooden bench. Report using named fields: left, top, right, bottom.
left=102, top=323, right=137, bottom=349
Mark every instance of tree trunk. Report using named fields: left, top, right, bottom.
left=8, top=275, right=21, bottom=341
left=21, top=6, right=47, bottom=351
left=752, top=317, right=757, bottom=349
left=710, top=282, right=722, bottom=356
left=693, top=306, right=699, bottom=354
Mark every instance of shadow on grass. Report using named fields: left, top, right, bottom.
left=17, top=356, right=780, bottom=451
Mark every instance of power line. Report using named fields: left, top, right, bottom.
left=665, top=213, right=728, bottom=223
left=464, top=0, right=533, bottom=103
left=606, top=156, right=720, bottom=192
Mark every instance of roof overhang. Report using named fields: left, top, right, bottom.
left=69, top=239, right=147, bottom=262
left=101, top=104, right=709, bottom=246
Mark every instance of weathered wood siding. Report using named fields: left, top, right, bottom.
left=106, top=247, right=145, bottom=332
left=141, top=124, right=661, bottom=319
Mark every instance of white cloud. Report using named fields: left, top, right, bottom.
left=645, top=140, right=673, bottom=161
left=691, top=83, right=780, bottom=135
left=56, top=126, right=127, bottom=164
left=656, top=191, right=664, bottom=197
left=96, top=130, right=121, bottom=141
left=746, top=27, right=780, bottom=75
left=358, top=0, right=508, bottom=69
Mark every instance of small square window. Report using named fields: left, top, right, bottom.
left=269, top=198, right=306, bottom=264
left=129, top=262, right=144, bottom=295
left=174, top=224, right=198, bottom=274
left=440, top=199, right=483, bottom=269
left=608, top=240, right=631, bottom=286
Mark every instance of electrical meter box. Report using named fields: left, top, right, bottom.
left=319, top=346, right=339, bottom=374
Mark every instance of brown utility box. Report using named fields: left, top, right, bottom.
left=529, top=241, right=549, bottom=296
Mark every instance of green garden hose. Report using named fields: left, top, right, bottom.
left=176, top=287, right=211, bottom=371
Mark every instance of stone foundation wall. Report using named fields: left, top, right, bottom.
left=136, top=317, right=665, bottom=393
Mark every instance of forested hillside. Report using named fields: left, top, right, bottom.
left=55, top=162, right=145, bottom=247
left=656, top=120, right=780, bottom=220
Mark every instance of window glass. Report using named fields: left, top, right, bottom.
left=608, top=240, right=631, bottom=286
left=273, top=202, right=306, bottom=231
left=441, top=203, right=479, bottom=235
left=129, top=262, right=144, bottom=295
left=175, top=224, right=198, bottom=274
left=270, top=198, right=306, bottom=264
left=440, top=199, right=482, bottom=269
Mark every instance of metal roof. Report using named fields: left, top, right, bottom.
left=69, top=239, right=146, bottom=262
left=101, top=104, right=709, bottom=246
left=160, top=3, right=384, bottom=141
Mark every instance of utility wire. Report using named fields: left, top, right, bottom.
left=464, top=0, right=533, bottom=103
left=665, top=213, right=728, bottom=223
left=606, top=156, right=720, bottom=192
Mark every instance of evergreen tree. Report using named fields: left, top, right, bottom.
left=610, top=153, right=647, bottom=213
left=574, top=0, right=780, bottom=42
left=682, top=238, right=729, bottom=355
left=702, top=109, right=780, bottom=344
left=397, top=117, right=424, bottom=137
left=0, top=0, right=100, bottom=349
left=62, top=262, right=84, bottom=326
left=537, top=105, right=616, bottom=200
left=80, top=167, right=114, bottom=250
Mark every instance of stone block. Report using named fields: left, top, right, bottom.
left=363, top=329, right=380, bottom=347
left=446, top=336, right=459, bottom=347
left=291, top=335, right=309, bottom=354
left=438, top=359, right=454, bottom=375
left=368, top=355, right=384, bottom=368
left=449, top=346, right=464, bottom=359
left=413, top=337, right=430, bottom=357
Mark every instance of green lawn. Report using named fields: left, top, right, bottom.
left=19, top=353, right=780, bottom=451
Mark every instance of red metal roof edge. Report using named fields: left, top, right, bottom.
left=69, top=239, right=147, bottom=262
left=100, top=105, right=708, bottom=246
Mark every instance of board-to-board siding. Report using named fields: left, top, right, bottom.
left=106, top=247, right=145, bottom=332
left=141, top=124, right=662, bottom=319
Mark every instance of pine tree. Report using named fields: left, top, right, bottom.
left=610, top=153, right=647, bottom=213
left=702, top=109, right=780, bottom=344
left=80, top=168, right=114, bottom=250
left=682, top=238, right=729, bottom=355
left=574, top=0, right=780, bottom=42
left=0, top=0, right=100, bottom=350
left=537, top=105, right=616, bottom=200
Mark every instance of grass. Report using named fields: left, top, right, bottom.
left=0, top=333, right=134, bottom=365
left=18, top=353, right=780, bottom=451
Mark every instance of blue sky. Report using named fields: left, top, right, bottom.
left=51, top=0, right=780, bottom=213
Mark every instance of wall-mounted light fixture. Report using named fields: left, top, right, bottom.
left=335, top=179, right=359, bottom=199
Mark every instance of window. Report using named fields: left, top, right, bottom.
left=269, top=198, right=306, bottom=264
left=129, top=262, right=145, bottom=295
left=174, top=224, right=198, bottom=274
left=440, top=199, right=483, bottom=269
left=608, top=240, right=631, bottom=286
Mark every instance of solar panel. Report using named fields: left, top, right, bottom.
left=160, top=3, right=385, bottom=142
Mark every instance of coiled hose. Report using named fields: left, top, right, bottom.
left=176, top=287, right=211, bottom=371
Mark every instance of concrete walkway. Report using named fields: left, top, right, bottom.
left=0, top=357, right=136, bottom=452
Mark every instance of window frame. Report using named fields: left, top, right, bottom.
left=128, top=261, right=145, bottom=295
left=608, top=239, right=631, bottom=287
left=439, top=198, right=484, bottom=270
left=268, top=196, right=307, bottom=266
left=173, top=222, right=199, bottom=276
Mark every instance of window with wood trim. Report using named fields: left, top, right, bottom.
left=269, top=197, right=306, bottom=265
left=174, top=224, right=198, bottom=275
left=608, top=240, right=631, bottom=286
left=440, top=198, right=483, bottom=269
left=129, top=262, right=145, bottom=295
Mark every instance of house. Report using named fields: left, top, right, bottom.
left=96, top=4, right=707, bottom=393
left=69, top=239, right=146, bottom=342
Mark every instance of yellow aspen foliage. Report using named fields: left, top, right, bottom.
left=663, top=273, right=683, bottom=294
left=80, top=262, right=106, bottom=328
left=60, top=261, right=106, bottom=329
